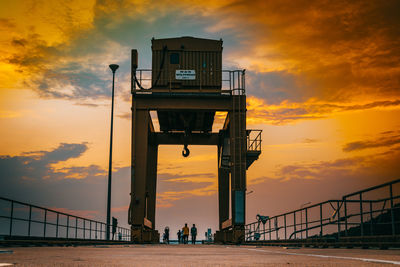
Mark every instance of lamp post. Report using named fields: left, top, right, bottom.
left=107, top=64, right=119, bottom=240
left=300, top=201, right=311, bottom=239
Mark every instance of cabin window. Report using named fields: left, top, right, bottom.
left=170, top=53, right=179, bottom=64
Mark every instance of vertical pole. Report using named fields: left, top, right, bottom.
left=66, top=216, right=69, bottom=238
left=43, top=209, right=47, bottom=238
left=263, top=222, right=265, bottom=240
left=107, top=65, right=118, bottom=240
left=28, top=205, right=32, bottom=237
left=56, top=213, right=59, bottom=238
left=269, top=219, right=271, bottom=240
left=360, top=193, right=364, bottom=237
left=320, top=204, right=323, bottom=237
left=369, top=201, right=373, bottom=236
left=337, top=201, right=341, bottom=239
left=390, top=184, right=395, bottom=236
left=293, top=211, right=296, bottom=239
left=344, top=198, right=348, bottom=236
left=300, top=210, right=303, bottom=239
left=75, top=217, right=78, bottom=238
left=83, top=219, right=86, bottom=239
left=90, top=221, right=92, bottom=240
left=9, top=201, right=13, bottom=236
left=284, top=214, right=287, bottom=240
left=305, top=208, right=308, bottom=239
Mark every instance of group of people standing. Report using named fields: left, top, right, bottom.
left=177, top=223, right=197, bottom=244
left=163, top=223, right=197, bottom=244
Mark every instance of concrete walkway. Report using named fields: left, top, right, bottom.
left=1, top=244, right=400, bottom=266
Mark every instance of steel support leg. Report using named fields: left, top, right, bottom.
left=131, top=109, right=159, bottom=242
left=229, top=95, right=247, bottom=243
left=146, top=142, right=158, bottom=229
left=218, top=167, right=230, bottom=230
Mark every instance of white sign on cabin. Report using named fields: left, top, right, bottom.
left=175, top=70, right=196, bottom=80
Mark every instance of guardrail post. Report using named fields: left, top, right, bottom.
left=9, top=201, right=14, bottom=236
left=66, top=215, right=69, bottom=238
left=90, top=220, right=92, bottom=240
left=293, top=211, right=296, bottom=239
left=263, top=222, right=265, bottom=240
left=360, top=193, right=364, bottom=237
left=284, top=214, right=287, bottom=240
left=83, top=219, right=86, bottom=239
left=344, top=198, right=348, bottom=236
left=43, top=209, right=47, bottom=238
left=56, top=213, right=59, bottom=238
left=319, top=204, right=323, bottom=237
left=75, top=217, right=78, bottom=238
left=305, top=208, right=308, bottom=239
left=232, top=71, right=235, bottom=90
left=269, top=219, right=271, bottom=240
left=28, top=205, right=32, bottom=237
left=390, top=184, right=395, bottom=236
left=337, top=201, right=341, bottom=239
left=369, top=201, right=373, bottom=236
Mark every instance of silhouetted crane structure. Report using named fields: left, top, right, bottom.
left=128, top=37, right=262, bottom=243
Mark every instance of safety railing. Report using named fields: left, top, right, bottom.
left=131, top=69, right=245, bottom=95
left=0, top=196, right=131, bottom=241
left=245, top=179, right=400, bottom=242
left=247, top=130, right=262, bottom=152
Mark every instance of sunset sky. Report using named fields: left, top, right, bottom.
left=1, top=0, right=399, bottom=238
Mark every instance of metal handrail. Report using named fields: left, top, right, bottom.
left=132, top=69, right=245, bottom=95
left=245, top=179, right=400, bottom=242
left=247, top=130, right=262, bottom=152
left=0, top=196, right=131, bottom=241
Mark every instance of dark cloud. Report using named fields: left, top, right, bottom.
left=273, top=147, right=400, bottom=181
left=247, top=71, right=307, bottom=104
left=0, top=143, right=131, bottom=225
left=343, top=131, right=400, bottom=152
left=0, top=143, right=91, bottom=180
left=11, top=38, right=28, bottom=47
left=212, top=0, right=400, bottom=103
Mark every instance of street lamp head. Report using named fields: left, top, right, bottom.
left=109, top=64, right=119, bottom=73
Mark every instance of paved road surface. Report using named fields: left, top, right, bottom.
left=1, top=244, right=400, bottom=266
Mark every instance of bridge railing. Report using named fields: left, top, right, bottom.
left=131, top=69, right=246, bottom=95
left=0, top=197, right=131, bottom=241
left=245, top=178, right=400, bottom=242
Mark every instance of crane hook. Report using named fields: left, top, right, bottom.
left=182, top=145, right=190, bottom=157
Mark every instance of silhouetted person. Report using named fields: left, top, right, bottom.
left=191, top=224, right=197, bottom=244
left=182, top=223, right=189, bottom=244
left=177, top=230, right=182, bottom=244
left=163, top=226, right=170, bottom=244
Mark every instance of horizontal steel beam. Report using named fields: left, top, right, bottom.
left=155, top=133, right=219, bottom=145
left=133, top=95, right=233, bottom=111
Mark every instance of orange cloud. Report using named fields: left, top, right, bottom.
left=246, top=96, right=400, bottom=125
